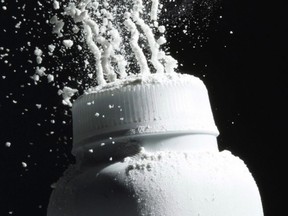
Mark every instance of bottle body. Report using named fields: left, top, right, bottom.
left=47, top=134, right=263, bottom=216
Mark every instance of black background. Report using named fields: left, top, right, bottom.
left=0, top=0, right=287, bottom=215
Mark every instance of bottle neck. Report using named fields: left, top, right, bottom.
left=75, top=133, right=219, bottom=165
left=139, top=134, right=218, bottom=152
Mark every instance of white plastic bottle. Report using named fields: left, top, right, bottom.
left=47, top=73, right=264, bottom=216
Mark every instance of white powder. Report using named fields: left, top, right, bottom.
left=5, top=142, right=11, bottom=147
left=131, top=1, right=164, bottom=74
left=34, top=47, right=43, bottom=56
left=58, top=86, right=78, bottom=107
left=47, top=74, right=54, bottom=83
left=72, top=25, right=80, bottom=33
left=123, top=149, right=254, bottom=216
left=44, top=0, right=178, bottom=94
left=124, top=16, right=150, bottom=75
left=48, top=44, right=56, bottom=53
left=5, top=0, right=181, bottom=107
left=163, top=54, right=178, bottom=74
left=31, top=74, right=40, bottom=82
left=34, top=47, right=43, bottom=64
left=35, top=66, right=46, bottom=77
left=86, top=72, right=199, bottom=93
left=15, top=21, right=22, bottom=29
left=77, top=45, right=82, bottom=51
left=150, top=0, right=159, bottom=21
left=83, top=23, right=106, bottom=85
left=88, top=149, right=93, bottom=153
left=21, top=162, right=27, bottom=168
left=53, top=0, right=60, bottom=10
left=63, top=39, right=74, bottom=48
left=50, top=15, right=64, bottom=37
left=96, top=36, right=117, bottom=82
left=158, top=25, right=166, bottom=33
left=157, top=36, right=167, bottom=45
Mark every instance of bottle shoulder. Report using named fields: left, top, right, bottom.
left=69, top=150, right=253, bottom=181
left=49, top=150, right=263, bottom=216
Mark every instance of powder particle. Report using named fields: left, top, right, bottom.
left=72, top=25, right=80, bottom=33
left=50, top=15, right=64, bottom=37
left=5, top=142, right=11, bottom=147
left=21, top=162, right=27, bottom=168
left=88, top=149, right=94, bottom=153
left=58, top=86, right=78, bottom=107
left=53, top=0, right=60, bottom=10
left=47, top=74, right=54, bottom=83
left=158, top=25, right=166, bottom=33
left=15, top=21, right=22, bottom=29
left=48, top=44, right=56, bottom=53
left=35, top=66, right=46, bottom=76
left=36, top=56, right=42, bottom=64
left=157, top=36, right=167, bottom=45
left=34, top=47, right=43, bottom=64
left=34, top=47, right=43, bottom=56
left=63, top=39, right=74, bottom=48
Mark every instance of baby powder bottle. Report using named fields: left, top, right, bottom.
left=47, top=73, right=263, bottom=216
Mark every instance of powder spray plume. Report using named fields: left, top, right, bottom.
left=41, top=0, right=179, bottom=105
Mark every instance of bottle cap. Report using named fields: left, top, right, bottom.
left=72, top=74, right=219, bottom=155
